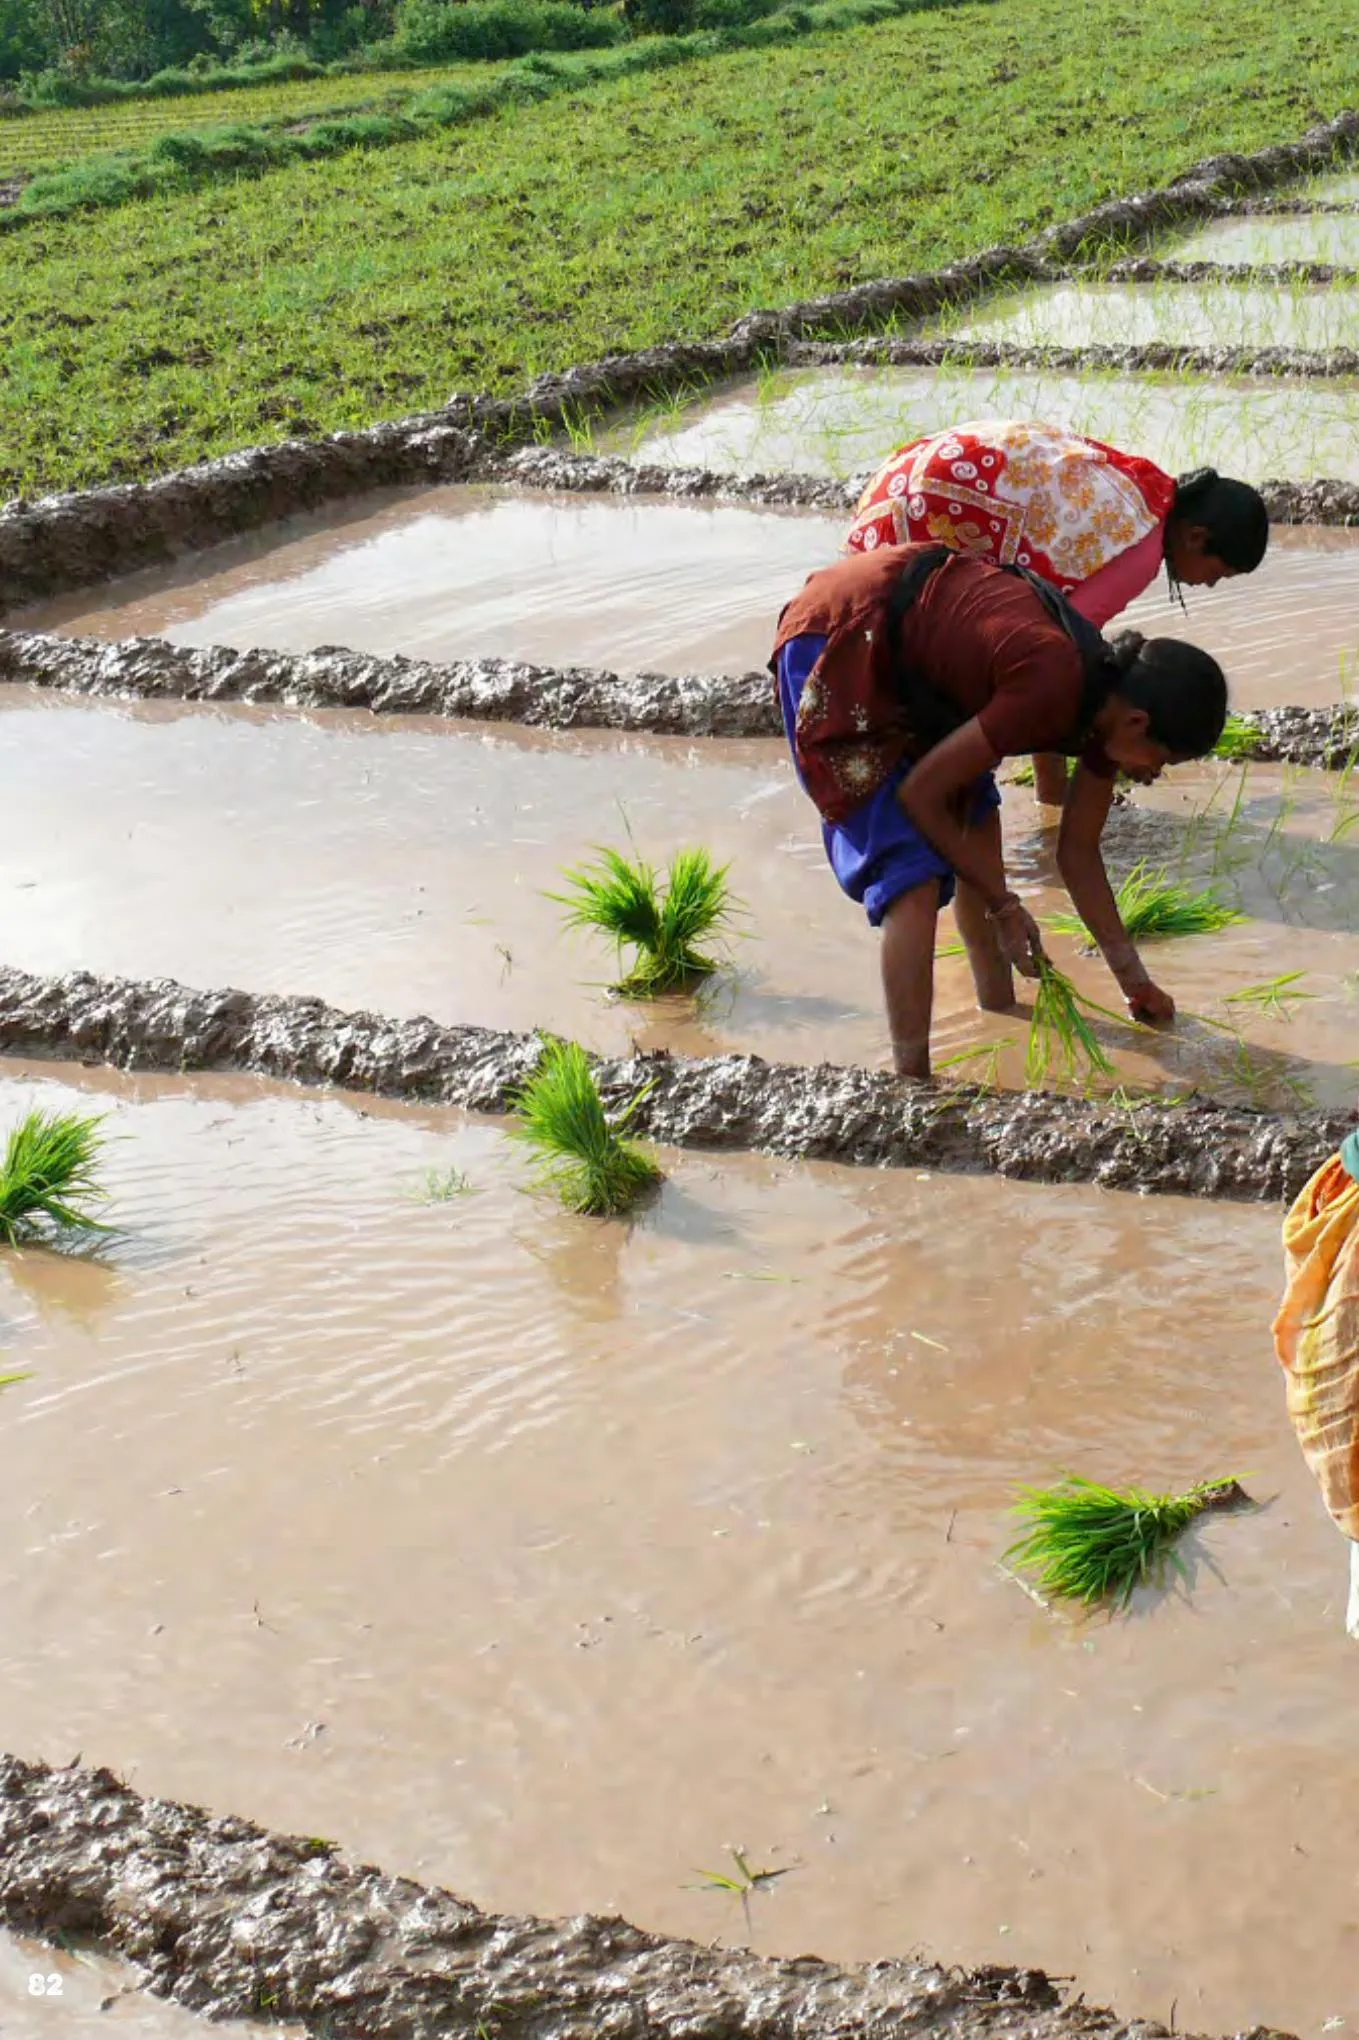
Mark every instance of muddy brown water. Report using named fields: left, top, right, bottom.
left=0, top=687, right=1356, bottom=1111
left=607, top=364, right=1359, bottom=483
left=10, top=498, right=1358, bottom=720
left=0, top=1058, right=1354, bottom=2037
left=8, top=488, right=844, bottom=681
left=941, top=282, right=1359, bottom=353
left=0, top=1930, right=298, bottom=2039
left=1165, top=213, right=1359, bottom=264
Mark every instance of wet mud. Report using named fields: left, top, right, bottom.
left=0, top=962, right=1343, bottom=1199
left=791, top=332, right=1359, bottom=381
left=0, top=1754, right=1221, bottom=2040
left=0, top=113, right=1356, bottom=610
left=0, top=626, right=781, bottom=737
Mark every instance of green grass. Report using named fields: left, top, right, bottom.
left=1213, top=712, right=1264, bottom=762
left=1224, top=970, right=1313, bottom=1019
left=0, top=1109, right=111, bottom=1244
left=1, top=0, right=1356, bottom=495
left=1049, top=862, right=1244, bottom=944
left=1006, top=1474, right=1247, bottom=1608
left=554, top=845, right=734, bottom=996
left=1025, top=960, right=1117, bottom=1090
left=0, top=64, right=497, bottom=178
left=511, top=1037, right=661, bottom=1214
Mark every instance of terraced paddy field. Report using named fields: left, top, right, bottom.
left=6, top=102, right=1359, bottom=2040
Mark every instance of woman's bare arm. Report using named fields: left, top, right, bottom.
left=897, top=719, right=1044, bottom=974
left=1056, top=768, right=1175, bottom=1020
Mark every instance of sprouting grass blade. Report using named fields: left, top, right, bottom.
left=0, top=1109, right=112, bottom=1245
left=1049, top=862, right=1243, bottom=944
left=1025, top=960, right=1117, bottom=1090
left=510, top=1037, right=661, bottom=1216
left=1224, top=971, right=1312, bottom=1021
left=1212, top=713, right=1262, bottom=761
left=1006, top=1474, right=1248, bottom=1609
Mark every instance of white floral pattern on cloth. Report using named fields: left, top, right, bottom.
left=845, top=418, right=1177, bottom=588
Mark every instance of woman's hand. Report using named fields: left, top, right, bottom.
left=988, top=893, right=1045, bottom=979
left=1124, top=977, right=1176, bottom=1024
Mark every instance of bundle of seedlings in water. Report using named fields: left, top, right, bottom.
left=554, top=846, right=735, bottom=997
left=1050, top=862, right=1243, bottom=945
left=1025, top=959, right=1117, bottom=1090
left=1007, top=1474, right=1249, bottom=1609
left=0, top=1109, right=111, bottom=1246
left=511, top=1037, right=661, bottom=1217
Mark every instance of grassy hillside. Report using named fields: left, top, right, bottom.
left=2, top=0, right=1355, bottom=498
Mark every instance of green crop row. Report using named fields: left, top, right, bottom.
left=1, top=0, right=1356, bottom=499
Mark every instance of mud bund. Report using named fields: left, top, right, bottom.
left=0, top=1752, right=1208, bottom=2040
left=0, top=965, right=1341, bottom=1201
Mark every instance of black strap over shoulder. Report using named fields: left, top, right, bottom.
left=887, top=549, right=1114, bottom=753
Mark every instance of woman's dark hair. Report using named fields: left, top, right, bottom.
left=1105, top=629, right=1228, bottom=758
left=1170, top=468, right=1270, bottom=573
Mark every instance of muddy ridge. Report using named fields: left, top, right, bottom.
left=1, top=110, right=1356, bottom=610
left=0, top=964, right=1343, bottom=1201
left=790, top=333, right=1359, bottom=381
left=1101, top=257, right=1359, bottom=284
left=0, top=626, right=781, bottom=737
left=6, top=626, right=1357, bottom=765
left=0, top=1752, right=1239, bottom=2040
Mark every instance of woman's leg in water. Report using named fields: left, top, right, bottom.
left=880, top=879, right=942, bottom=1080
left=1033, top=753, right=1070, bottom=806
left=953, top=806, right=1016, bottom=1013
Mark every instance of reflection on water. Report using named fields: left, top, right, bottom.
left=1164, top=212, right=1359, bottom=265
left=10, top=486, right=843, bottom=680
left=608, top=363, right=1359, bottom=483
left=0, top=691, right=1356, bottom=1106
left=941, top=281, right=1359, bottom=353
left=0, top=1062, right=1351, bottom=2036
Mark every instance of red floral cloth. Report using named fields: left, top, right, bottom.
left=845, top=419, right=1178, bottom=594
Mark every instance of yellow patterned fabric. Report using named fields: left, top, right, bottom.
left=1274, top=1155, right=1359, bottom=1538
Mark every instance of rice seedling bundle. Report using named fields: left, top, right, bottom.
left=1050, top=862, right=1243, bottom=944
left=511, top=1037, right=661, bottom=1216
left=1025, top=960, right=1117, bottom=1089
left=1007, top=1474, right=1248, bottom=1608
left=0, top=1109, right=111, bottom=1245
left=553, top=845, right=734, bottom=997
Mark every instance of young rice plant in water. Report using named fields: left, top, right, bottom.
left=511, top=1037, right=661, bottom=1216
left=0, top=1109, right=111, bottom=1245
left=1050, top=862, right=1243, bottom=944
left=1025, top=960, right=1117, bottom=1089
left=1007, top=1474, right=1247, bottom=1608
left=555, top=846, right=735, bottom=996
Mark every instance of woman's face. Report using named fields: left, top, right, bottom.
left=1166, top=519, right=1238, bottom=588
left=1097, top=703, right=1179, bottom=784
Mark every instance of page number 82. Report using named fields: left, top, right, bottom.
left=27, top=1975, right=63, bottom=1996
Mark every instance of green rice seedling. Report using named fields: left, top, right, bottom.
left=554, top=845, right=734, bottom=997
left=689, top=1846, right=796, bottom=1937
left=1212, top=713, right=1262, bottom=762
left=1224, top=971, right=1312, bottom=1021
left=936, top=1037, right=1015, bottom=1087
left=1006, top=759, right=1037, bottom=787
left=511, top=1037, right=661, bottom=1216
left=1050, top=862, right=1243, bottom=944
left=417, top=1165, right=472, bottom=1202
left=0, top=1109, right=111, bottom=1245
left=1025, top=960, right=1117, bottom=1090
left=1006, top=1474, right=1249, bottom=1609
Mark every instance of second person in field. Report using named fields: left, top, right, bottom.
left=846, top=418, right=1267, bottom=806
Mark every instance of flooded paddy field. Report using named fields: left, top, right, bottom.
left=1164, top=212, right=1359, bottom=265
left=1, top=688, right=1357, bottom=1109
left=1, top=1059, right=1357, bottom=2037
left=9, top=497, right=1358, bottom=719
left=607, top=363, right=1359, bottom=482
left=939, top=281, right=1359, bottom=353
left=7, top=489, right=844, bottom=681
